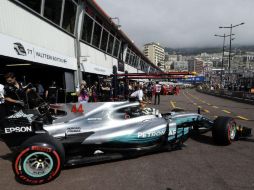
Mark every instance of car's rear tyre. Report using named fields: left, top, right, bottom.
left=212, top=116, right=236, bottom=145
left=13, top=134, right=65, bottom=185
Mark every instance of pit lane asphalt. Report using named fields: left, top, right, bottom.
left=0, top=89, right=254, bottom=190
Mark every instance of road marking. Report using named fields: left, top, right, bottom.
left=170, top=101, right=176, bottom=108
left=237, top=116, right=249, bottom=121
left=214, top=116, right=218, bottom=118
left=222, top=110, right=231, bottom=114
left=188, top=92, right=212, bottom=106
left=204, top=109, right=210, bottom=113
left=193, top=103, right=197, bottom=105
left=212, top=106, right=219, bottom=109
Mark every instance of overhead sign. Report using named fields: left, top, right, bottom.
left=0, top=33, right=77, bottom=70
left=179, top=76, right=205, bottom=83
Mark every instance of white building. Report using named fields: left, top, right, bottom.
left=0, top=0, right=160, bottom=93
left=143, top=42, right=165, bottom=68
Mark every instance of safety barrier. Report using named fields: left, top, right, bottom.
left=196, top=88, right=254, bottom=105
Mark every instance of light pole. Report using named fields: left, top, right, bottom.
left=219, top=22, right=244, bottom=72
left=214, top=34, right=231, bottom=86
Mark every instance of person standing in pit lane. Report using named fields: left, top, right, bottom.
left=130, top=84, right=147, bottom=110
left=4, top=73, right=27, bottom=114
left=0, top=84, right=6, bottom=129
left=130, top=84, right=144, bottom=102
left=146, top=82, right=153, bottom=104
left=76, top=80, right=89, bottom=103
left=153, top=81, right=161, bottom=105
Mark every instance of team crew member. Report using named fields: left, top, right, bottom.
left=4, top=73, right=26, bottom=114
left=154, top=81, right=161, bottom=105
left=130, top=84, right=147, bottom=110
left=130, top=84, right=144, bottom=102
left=147, top=82, right=153, bottom=104
left=0, top=84, right=6, bottom=129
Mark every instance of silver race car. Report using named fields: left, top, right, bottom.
left=0, top=101, right=251, bottom=185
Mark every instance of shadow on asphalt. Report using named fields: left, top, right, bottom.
left=241, top=138, right=254, bottom=143
left=0, top=152, right=13, bottom=162
left=191, top=133, right=254, bottom=145
left=190, top=133, right=216, bottom=146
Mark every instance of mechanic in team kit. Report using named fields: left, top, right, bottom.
left=3, top=73, right=27, bottom=114
left=0, top=83, right=6, bottom=129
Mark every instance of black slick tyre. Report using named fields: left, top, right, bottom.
left=12, top=134, right=65, bottom=185
left=212, top=116, right=236, bottom=145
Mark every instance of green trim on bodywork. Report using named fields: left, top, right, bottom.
left=23, top=152, right=53, bottom=178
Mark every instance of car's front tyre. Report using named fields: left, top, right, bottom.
left=212, top=116, right=236, bottom=145
left=13, top=134, right=64, bottom=185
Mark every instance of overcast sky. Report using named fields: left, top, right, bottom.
left=96, top=0, right=254, bottom=49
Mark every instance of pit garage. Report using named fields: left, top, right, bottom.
left=0, top=55, right=76, bottom=102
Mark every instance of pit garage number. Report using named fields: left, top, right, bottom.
left=71, top=104, right=84, bottom=113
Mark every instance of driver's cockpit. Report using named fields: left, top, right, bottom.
left=111, top=106, right=157, bottom=120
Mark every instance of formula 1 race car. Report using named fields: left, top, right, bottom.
left=0, top=101, right=252, bottom=185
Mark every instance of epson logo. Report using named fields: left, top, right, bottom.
left=4, top=126, right=32, bottom=134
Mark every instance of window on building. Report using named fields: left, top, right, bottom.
left=100, top=29, right=109, bottom=51
left=107, top=34, right=114, bottom=55
left=141, top=62, right=144, bottom=71
left=113, top=39, right=120, bottom=58
left=62, top=0, right=77, bottom=34
left=138, top=60, right=141, bottom=70
left=118, top=43, right=124, bottom=61
left=133, top=55, right=137, bottom=67
left=129, top=52, right=134, bottom=66
left=126, top=49, right=130, bottom=63
left=44, top=0, right=63, bottom=25
left=82, top=14, right=94, bottom=43
left=18, top=0, right=42, bottom=13
left=92, top=22, right=102, bottom=48
left=133, top=55, right=138, bottom=68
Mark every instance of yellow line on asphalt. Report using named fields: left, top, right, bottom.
left=188, top=92, right=212, bottom=106
left=212, top=106, right=219, bottom=109
left=170, top=101, right=176, bottom=108
left=237, top=116, right=249, bottom=121
left=204, top=109, right=210, bottom=113
left=222, top=110, right=231, bottom=114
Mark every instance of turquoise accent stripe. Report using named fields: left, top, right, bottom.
left=23, top=152, right=53, bottom=178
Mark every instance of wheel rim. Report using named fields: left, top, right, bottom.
left=228, top=122, right=236, bottom=140
left=23, top=152, right=53, bottom=178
